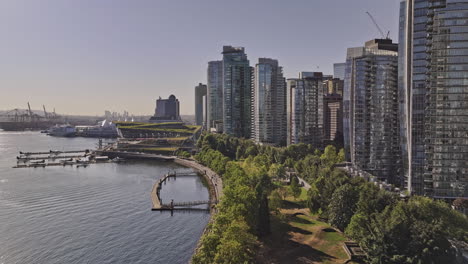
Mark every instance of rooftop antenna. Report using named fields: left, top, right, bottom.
left=366, top=11, right=390, bottom=39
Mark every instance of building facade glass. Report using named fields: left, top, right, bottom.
left=344, top=40, right=402, bottom=185
left=222, top=46, right=252, bottom=138
left=333, top=63, right=346, bottom=80
left=425, top=0, right=468, bottom=198
left=207, top=61, right=223, bottom=132
left=252, top=58, right=287, bottom=146
left=195, top=83, right=207, bottom=127
left=400, top=0, right=468, bottom=198
left=287, top=73, right=324, bottom=148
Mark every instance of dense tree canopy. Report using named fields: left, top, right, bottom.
left=192, top=133, right=468, bottom=264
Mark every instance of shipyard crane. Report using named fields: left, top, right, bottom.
left=366, top=11, right=390, bottom=39
left=27, top=102, right=33, bottom=117
left=43, top=105, right=48, bottom=119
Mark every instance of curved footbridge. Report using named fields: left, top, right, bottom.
left=151, top=158, right=223, bottom=211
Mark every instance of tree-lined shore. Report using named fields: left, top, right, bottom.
left=191, top=133, right=468, bottom=264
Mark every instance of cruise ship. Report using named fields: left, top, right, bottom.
left=75, top=120, right=118, bottom=138
left=47, top=125, right=76, bottom=137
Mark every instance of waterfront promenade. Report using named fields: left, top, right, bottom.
left=148, top=157, right=222, bottom=211
left=173, top=158, right=223, bottom=201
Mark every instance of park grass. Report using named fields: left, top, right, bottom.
left=137, top=147, right=179, bottom=155
left=299, top=187, right=308, bottom=200
left=115, top=122, right=201, bottom=135
left=257, top=187, right=351, bottom=264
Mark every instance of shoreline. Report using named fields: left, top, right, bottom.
left=172, top=158, right=223, bottom=263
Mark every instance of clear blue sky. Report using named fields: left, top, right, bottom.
left=0, top=0, right=401, bottom=116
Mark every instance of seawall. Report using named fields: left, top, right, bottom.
left=172, top=158, right=223, bottom=263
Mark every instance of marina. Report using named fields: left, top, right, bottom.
left=13, top=148, right=120, bottom=168
left=0, top=132, right=210, bottom=264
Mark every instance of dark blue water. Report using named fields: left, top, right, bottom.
left=0, top=132, right=209, bottom=264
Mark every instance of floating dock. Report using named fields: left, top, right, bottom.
left=19, top=150, right=89, bottom=156
left=12, top=149, right=115, bottom=168
left=17, top=155, right=88, bottom=162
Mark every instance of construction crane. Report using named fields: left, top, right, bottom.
left=366, top=11, right=390, bottom=39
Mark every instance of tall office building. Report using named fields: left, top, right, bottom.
left=324, top=78, right=344, bottom=96
left=222, top=46, right=252, bottom=138
left=333, top=63, right=346, bottom=80
left=207, top=61, right=223, bottom=132
left=195, top=83, right=207, bottom=127
left=400, top=0, right=468, bottom=198
left=323, top=94, right=343, bottom=144
left=287, top=72, right=325, bottom=147
left=252, top=58, right=287, bottom=146
left=343, top=39, right=401, bottom=185
left=150, top=95, right=181, bottom=123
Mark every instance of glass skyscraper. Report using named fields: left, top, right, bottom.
left=400, top=0, right=468, bottom=198
left=333, top=63, right=346, bottom=80
left=287, top=72, right=324, bottom=148
left=344, top=39, right=402, bottom=185
left=207, top=61, right=223, bottom=132
left=222, top=46, right=252, bottom=138
left=195, top=83, right=207, bottom=127
left=252, top=58, right=287, bottom=146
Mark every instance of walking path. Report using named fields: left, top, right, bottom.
left=298, top=177, right=311, bottom=190
left=173, top=158, right=223, bottom=202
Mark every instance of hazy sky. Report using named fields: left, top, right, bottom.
left=0, top=0, right=401, bottom=116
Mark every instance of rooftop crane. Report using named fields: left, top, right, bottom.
left=366, top=11, right=390, bottom=39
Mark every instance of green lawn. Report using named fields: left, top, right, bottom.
left=258, top=186, right=350, bottom=264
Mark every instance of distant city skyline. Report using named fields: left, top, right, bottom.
left=0, top=0, right=400, bottom=115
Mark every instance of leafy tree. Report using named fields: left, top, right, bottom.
left=346, top=196, right=468, bottom=264
left=268, top=164, right=285, bottom=180
left=320, top=145, right=338, bottom=168
left=269, top=190, right=283, bottom=214
left=213, top=219, right=257, bottom=264
left=253, top=154, right=270, bottom=170
left=289, top=176, right=301, bottom=200
left=176, top=150, right=191, bottom=158
left=328, top=184, right=359, bottom=231
left=306, top=186, right=322, bottom=214
left=192, top=229, right=221, bottom=264
left=284, top=157, right=295, bottom=168
left=337, top=148, right=345, bottom=163
left=355, top=183, right=397, bottom=217
left=245, top=146, right=258, bottom=158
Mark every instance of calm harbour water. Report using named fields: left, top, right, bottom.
left=0, top=131, right=210, bottom=264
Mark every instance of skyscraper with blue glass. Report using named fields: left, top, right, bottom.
left=399, top=0, right=468, bottom=198
left=222, top=46, right=252, bottom=138
left=207, top=61, right=223, bottom=132
left=344, top=39, right=402, bottom=185
left=252, top=58, right=287, bottom=146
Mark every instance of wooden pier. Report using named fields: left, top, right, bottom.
left=151, top=172, right=212, bottom=211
